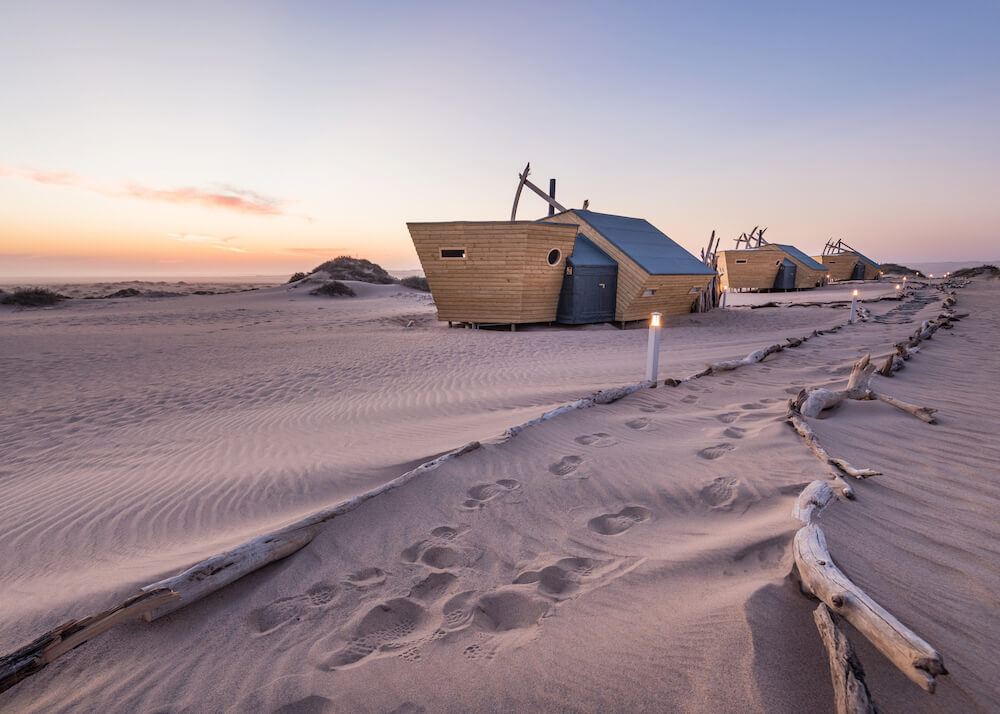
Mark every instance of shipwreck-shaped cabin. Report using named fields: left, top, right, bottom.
left=717, top=243, right=827, bottom=292
left=407, top=210, right=714, bottom=327
left=814, top=249, right=881, bottom=281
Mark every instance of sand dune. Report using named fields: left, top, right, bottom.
left=2, top=279, right=997, bottom=711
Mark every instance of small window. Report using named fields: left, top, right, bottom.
left=547, top=249, right=561, bottom=266
left=828, top=260, right=836, bottom=264
left=775, top=260, right=781, bottom=266
left=735, top=258, right=748, bottom=265
left=643, top=288, right=656, bottom=297
left=565, top=266, right=573, bottom=276
left=440, top=248, right=465, bottom=259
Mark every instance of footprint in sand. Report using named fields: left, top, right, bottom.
left=574, top=433, right=619, bottom=448
left=345, top=567, right=387, bottom=590
left=513, top=556, right=599, bottom=600
left=698, top=443, right=735, bottom=460
left=680, top=394, right=699, bottom=404
left=716, top=412, right=740, bottom=424
left=741, top=402, right=767, bottom=410
left=723, top=426, right=747, bottom=439
left=319, top=597, right=436, bottom=670
left=625, top=417, right=652, bottom=430
left=408, top=571, right=458, bottom=602
left=639, top=403, right=668, bottom=414
left=699, top=476, right=742, bottom=511
left=461, top=479, right=521, bottom=508
left=549, top=455, right=584, bottom=478
left=724, top=534, right=792, bottom=576
left=721, top=379, right=737, bottom=386
left=251, top=582, right=340, bottom=634
left=587, top=506, right=652, bottom=535
left=402, top=526, right=481, bottom=569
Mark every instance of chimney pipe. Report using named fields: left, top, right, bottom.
left=548, top=178, right=556, bottom=216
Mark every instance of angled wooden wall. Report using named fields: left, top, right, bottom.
left=815, top=254, right=881, bottom=281
left=719, top=245, right=826, bottom=290
left=408, top=221, right=579, bottom=324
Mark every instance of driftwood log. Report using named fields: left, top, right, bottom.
left=0, top=439, right=483, bottom=691
left=793, top=480, right=835, bottom=524
left=142, top=439, right=482, bottom=619
left=503, top=382, right=651, bottom=438
left=794, top=524, right=947, bottom=692
left=794, top=354, right=938, bottom=424
left=813, top=603, right=878, bottom=714
left=0, top=588, right=178, bottom=693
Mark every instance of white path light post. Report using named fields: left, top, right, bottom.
left=849, top=289, right=859, bottom=323
left=646, top=312, right=662, bottom=384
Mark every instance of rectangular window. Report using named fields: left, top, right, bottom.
left=643, top=288, right=656, bottom=297
left=735, top=258, right=748, bottom=264
left=440, top=248, right=465, bottom=259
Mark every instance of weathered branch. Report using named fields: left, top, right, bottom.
left=0, top=588, right=178, bottom=694
left=871, top=393, right=937, bottom=424
left=142, top=439, right=482, bottom=619
left=794, top=524, right=947, bottom=692
left=813, top=603, right=878, bottom=714
left=793, top=480, right=835, bottom=524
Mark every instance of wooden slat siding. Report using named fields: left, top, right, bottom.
left=814, top=253, right=879, bottom=281
left=621, top=274, right=713, bottom=321
left=717, top=246, right=782, bottom=290
left=719, top=245, right=825, bottom=290
left=407, top=221, right=578, bottom=323
left=815, top=254, right=858, bottom=282
left=540, top=211, right=711, bottom=320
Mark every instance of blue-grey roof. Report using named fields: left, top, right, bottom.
left=774, top=244, right=825, bottom=271
left=570, top=210, right=714, bottom=275
left=851, top=250, right=880, bottom=269
left=568, top=235, right=616, bottom=267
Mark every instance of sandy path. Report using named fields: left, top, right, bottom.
left=0, top=281, right=866, bottom=641
left=4, top=280, right=994, bottom=712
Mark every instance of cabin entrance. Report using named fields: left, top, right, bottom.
left=557, top=263, right=617, bottom=324
left=772, top=258, right=797, bottom=290
left=851, top=261, right=865, bottom=280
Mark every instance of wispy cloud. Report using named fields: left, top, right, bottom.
left=1, top=165, right=289, bottom=217
left=167, top=233, right=248, bottom=253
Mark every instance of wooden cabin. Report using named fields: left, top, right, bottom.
left=717, top=243, right=827, bottom=292
left=541, top=210, right=715, bottom=322
left=814, top=250, right=881, bottom=281
left=407, top=210, right=714, bottom=327
left=407, top=221, right=580, bottom=326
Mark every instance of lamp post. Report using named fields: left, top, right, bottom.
left=646, top=312, right=662, bottom=384
left=849, top=289, right=859, bottom=323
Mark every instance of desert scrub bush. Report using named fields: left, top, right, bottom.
left=287, top=271, right=308, bottom=283
left=309, top=280, right=356, bottom=297
left=1, top=287, right=67, bottom=307
left=400, top=276, right=429, bottom=292
left=311, top=256, right=396, bottom=284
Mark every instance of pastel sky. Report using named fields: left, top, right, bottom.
left=1, top=1, right=998, bottom=277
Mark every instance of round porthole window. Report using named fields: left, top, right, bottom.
left=547, top=249, right=561, bottom=266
